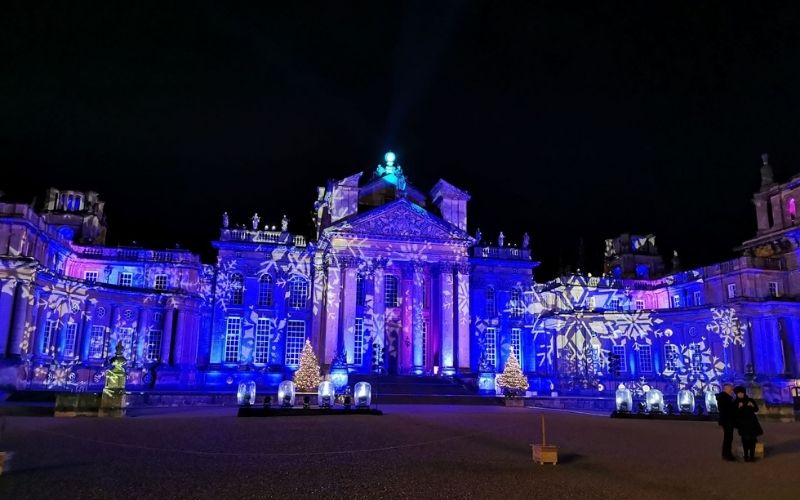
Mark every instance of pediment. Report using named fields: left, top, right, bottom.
left=324, top=199, right=471, bottom=242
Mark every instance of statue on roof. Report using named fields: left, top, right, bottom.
left=281, top=214, right=290, bottom=232
left=251, top=213, right=261, bottom=231
left=760, top=153, right=775, bottom=189
left=498, top=231, right=505, bottom=248
left=475, top=227, right=482, bottom=244
left=222, top=212, right=229, bottom=229
left=522, top=232, right=530, bottom=249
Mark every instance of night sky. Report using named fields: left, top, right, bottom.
left=3, top=2, right=800, bottom=279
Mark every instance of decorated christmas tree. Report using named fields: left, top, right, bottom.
left=496, top=350, right=529, bottom=394
left=293, top=340, right=321, bottom=392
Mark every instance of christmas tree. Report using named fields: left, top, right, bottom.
left=293, top=340, right=321, bottom=392
left=496, top=350, right=529, bottom=394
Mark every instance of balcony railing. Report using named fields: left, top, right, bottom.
left=219, top=229, right=307, bottom=247
left=72, top=246, right=200, bottom=264
left=470, top=245, right=531, bottom=260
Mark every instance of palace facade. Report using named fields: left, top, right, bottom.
left=0, top=153, right=798, bottom=402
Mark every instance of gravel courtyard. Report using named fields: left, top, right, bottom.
left=0, top=405, right=797, bottom=499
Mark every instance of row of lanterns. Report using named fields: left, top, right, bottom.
left=237, top=380, right=373, bottom=409
left=615, top=383, right=720, bottom=414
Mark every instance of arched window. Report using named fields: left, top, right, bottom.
left=485, top=287, right=496, bottom=317
left=384, top=275, right=399, bottom=307
left=288, top=276, right=309, bottom=309
left=257, top=274, right=273, bottom=307
left=230, top=273, right=244, bottom=305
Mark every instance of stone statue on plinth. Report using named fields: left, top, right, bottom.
left=475, top=228, right=482, bottom=245
left=760, top=153, right=775, bottom=189
left=251, top=213, right=261, bottom=231
left=498, top=231, right=505, bottom=248
left=222, top=212, right=229, bottom=229
left=281, top=214, right=290, bottom=232
left=522, top=232, right=530, bottom=249
left=100, top=341, right=127, bottom=417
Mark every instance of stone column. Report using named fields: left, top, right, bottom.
left=161, top=307, right=175, bottom=365
left=310, top=263, right=326, bottom=362
left=342, top=262, right=357, bottom=365
left=400, top=263, right=414, bottom=373
left=135, top=308, right=148, bottom=365
left=174, top=308, right=190, bottom=365
left=438, top=264, right=455, bottom=375
left=9, top=284, right=33, bottom=356
left=412, top=261, right=425, bottom=374
left=372, top=261, right=386, bottom=350
left=0, top=279, right=16, bottom=356
left=324, top=262, right=341, bottom=364
left=455, top=263, right=471, bottom=372
left=80, top=301, right=96, bottom=361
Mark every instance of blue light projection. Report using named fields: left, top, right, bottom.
left=0, top=154, right=798, bottom=404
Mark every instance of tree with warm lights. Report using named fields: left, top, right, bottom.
left=496, top=350, right=529, bottom=395
left=293, top=340, right=321, bottom=392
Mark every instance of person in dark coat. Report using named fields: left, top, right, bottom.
left=715, top=383, right=736, bottom=461
left=733, top=386, right=763, bottom=462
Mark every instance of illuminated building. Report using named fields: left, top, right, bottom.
left=0, top=153, right=797, bottom=402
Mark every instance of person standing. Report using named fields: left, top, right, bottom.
left=733, top=385, right=763, bottom=462
left=715, top=383, right=736, bottom=461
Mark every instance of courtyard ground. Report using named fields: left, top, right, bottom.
left=0, top=404, right=797, bottom=499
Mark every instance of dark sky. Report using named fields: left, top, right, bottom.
left=3, top=2, right=800, bottom=279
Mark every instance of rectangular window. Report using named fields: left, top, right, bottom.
left=119, top=272, right=133, bottom=287
left=485, top=288, right=496, bottom=317
left=635, top=299, right=645, bottom=311
left=356, top=274, right=366, bottom=307
left=638, top=345, right=653, bottom=373
left=285, top=320, right=306, bottom=366
left=42, top=319, right=58, bottom=354
left=354, top=317, right=364, bottom=365
left=154, top=274, right=168, bottom=291
left=690, top=343, right=702, bottom=375
left=89, top=325, right=107, bottom=359
left=64, top=322, right=78, bottom=357
left=612, top=345, right=626, bottom=373
left=664, top=344, right=679, bottom=371
left=511, top=289, right=524, bottom=317
left=288, top=278, right=309, bottom=309
left=384, top=275, right=399, bottom=307
left=693, top=291, right=702, bottom=306
left=146, top=329, right=162, bottom=362
left=727, top=283, right=736, bottom=299
left=115, top=327, right=135, bottom=361
left=672, top=294, right=681, bottom=308
left=588, top=297, right=596, bottom=311
left=84, top=271, right=98, bottom=284
left=254, top=318, right=271, bottom=364
left=610, top=298, right=621, bottom=311
left=224, top=317, right=242, bottom=363
left=768, top=281, right=779, bottom=298
left=485, top=327, right=497, bottom=367
left=422, top=320, right=428, bottom=362
left=511, top=328, right=522, bottom=367
left=591, top=345, right=602, bottom=373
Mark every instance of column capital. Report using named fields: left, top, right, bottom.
left=455, top=262, right=471, bottom=275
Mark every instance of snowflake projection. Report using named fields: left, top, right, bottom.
left=456, top=279, right=470, bottom=325
left=19, top=323, right=36, bottom=353
left=40, top=282, right=96, bottom=320
left=603, top=311, right=664, bottom=349
left=214, top=259, right=239, bottom=312
left=328, top=236, right=371, bottom=264
left=311, top=267, right=326, bottom=318
left=662, top=339, right=726, bottom=393
left=533, top=330, right=555, bottom=369
left=624, top=376, right=652, bottom=397
left=706, top=307, right=746, bottom=348
left=384, top=309, right=402, bottom=361
left=45, top=360, right=80, bottom=390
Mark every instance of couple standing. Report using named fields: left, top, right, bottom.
left=716, top=383, right=764, bottom=462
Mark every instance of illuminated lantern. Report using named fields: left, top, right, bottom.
left=236, top=381, right=256, bottom=406
left=705, top=390, right=719, bottom=414
left=677, top=389, right=695, bottom=414
left=318, top=381, right=335, bottom=408
left=615, top=384, right=632, bottom=413
left=354, top=381, right=372, bottom=408
left=278, top=380, right=296, bottom=408
left=645, top=389, right=664, bottom=413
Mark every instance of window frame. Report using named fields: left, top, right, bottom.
left=224, top=316, right=242, bottom=363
